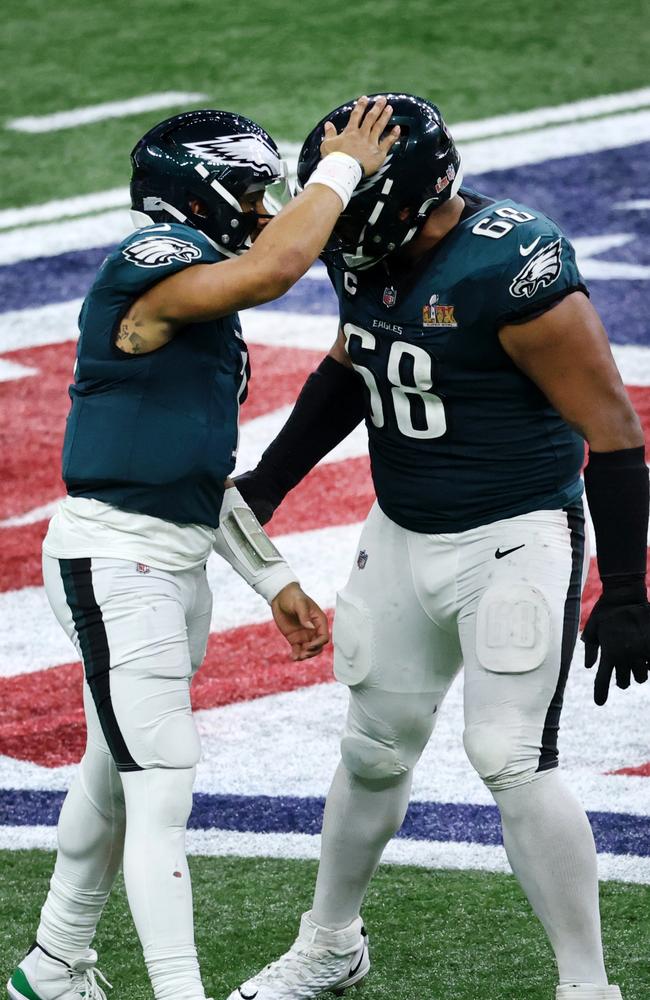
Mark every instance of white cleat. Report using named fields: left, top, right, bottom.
left=556, top=986, right=623, bottom=999
left=7, top=944, right=111, bottom=1000
left=227, top=912, right=369, bottom=1000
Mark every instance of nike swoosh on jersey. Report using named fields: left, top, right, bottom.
left=495, top=544, right=526, bottom=559
left=519, top=237, right=542, bottom=257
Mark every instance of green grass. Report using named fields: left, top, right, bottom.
left=2, top=851, right=650, bottom=999
left=2, top=0, right=650, bottom=209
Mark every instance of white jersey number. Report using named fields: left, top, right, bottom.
left=472, top=206, right=536, bottom=239
left=343, top=324, right=446, bottom=440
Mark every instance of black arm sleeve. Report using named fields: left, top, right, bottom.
left=235, top=355, right=366, bottom=522
left=583, top=445, right=649, bottom=596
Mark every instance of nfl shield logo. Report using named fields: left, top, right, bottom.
left=382, top=286, right=397, bottom=308
left=357, top=549, right=368, bottom=570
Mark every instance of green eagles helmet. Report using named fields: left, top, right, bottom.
left=297, top=93, right=462, bottom=269
left=130, top=109, right=290, bottom=253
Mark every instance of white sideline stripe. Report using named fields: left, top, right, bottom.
left=0, top=499, right=61, bottom=528
left=0, top=210, right=132, bottom=265
left=0, top=209, right=331, bottom=265
left=451, top=86, right=650, bottom=140
left=615, top=199, right=650, bottom=211
left=2, top=89, right=650, bottom=230
left=462, top=107, right=650, bottom=175
left=0, top=302, right=337, bottom=356
left=0, top=521, right=364, bottom=676
left=3, top=298, right=650, bottom=387
left=0, top=358, right=36, bottom=381
left=6, top=92, right=209, bottom=133
left=0, top=825, right=648, bottom=883
left=0, top=189, right=128, bottom=231
left=0, top=299, right=82, bottom=352
left=0, top=142, right=298, bottom=232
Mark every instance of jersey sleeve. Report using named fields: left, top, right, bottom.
left=100, top=223, right=220, bottom=297
left=493, top=225, right=588, bottom=327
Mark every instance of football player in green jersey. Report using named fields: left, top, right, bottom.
left=231, top=95, right=649, bottom=1000
left=8, top=100, right=400, bottom=1000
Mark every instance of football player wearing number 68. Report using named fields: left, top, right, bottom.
left=231, top=94, right=650, bottom=1000
left=7, top=98, right=400, bottom=1000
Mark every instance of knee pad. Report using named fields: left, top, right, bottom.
left=151, top=713, right=201, bottom=770
left=463, top=721, right=540, bottom=791
left=341, top=734, right=409, bottom=782
left=475, top=583, right=551, bottom=673
left=341, top=689, right=438, bottom=781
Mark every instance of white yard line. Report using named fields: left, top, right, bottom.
left=6, top=91, right=209, bottom=133
left=451, top=86, right=650, bottom=140
left=462, top=107, right=650, bottom=175
left=0, top=189, right=129, bottom=231
left=3, top=87, right=650, bottom=230
left=0, top=209, right=132, bottom=264
left=0, top=825, right=647, bottom=882
left=2, top=298, right=650, bottom=387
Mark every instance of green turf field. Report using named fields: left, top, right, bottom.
left=3, top=3, right=650, bottom=997
left=1, top=852, right=649, bottom=999
left=2, top=0, right=650, bottom=209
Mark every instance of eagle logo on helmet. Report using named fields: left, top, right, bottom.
left=182, top=133, right=281, bottom=178
left=509, top=239, right=563, bottom=299
left=123, top=236, right=203, bottom=268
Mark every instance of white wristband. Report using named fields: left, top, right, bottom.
left=305, top=152, right=364, bottom=209
left=213, top=487, right=299, bottom=604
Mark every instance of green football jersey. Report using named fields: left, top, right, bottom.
left=328, top=190, right=587, bottom=533
left=63, top=222, right=248, bottom=527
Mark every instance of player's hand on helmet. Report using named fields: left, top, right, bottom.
left=271, top=583, right=329, bottom=661
left=581, top=579, right=650, bottom=705
left=320, top=95, right=400, bottom=178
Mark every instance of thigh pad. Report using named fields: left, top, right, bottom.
left=475, top=583, right=551, bottom=673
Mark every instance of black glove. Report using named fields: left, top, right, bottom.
left=581, top=579, right=650, bottom=705
left=234, top=469, right=282, bottom=526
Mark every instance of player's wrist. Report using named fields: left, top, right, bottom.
left=305, top=153, right=364, bottom=210
left=599, top=574, right=648, bottom=605
left=213, top=487, right=299, bottom=604
left=584, top=445, right=648, bottom=582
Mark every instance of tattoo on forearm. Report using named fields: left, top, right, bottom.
left=116, top=319, right=146, bottom=354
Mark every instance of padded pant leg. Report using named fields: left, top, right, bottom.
left=311, top=761, right=412, bottom=929
left=493, top=770, right=607, bottom=986
left=37, top=737, right=126, bottom=964
left=120, top=767, right=206, bottom=1000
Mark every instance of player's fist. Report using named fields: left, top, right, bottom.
left=582, top=580, right=650, bottom=704
left=271, top=583, right=329, bottom=661
left=320, top=95, right=400, bottom=179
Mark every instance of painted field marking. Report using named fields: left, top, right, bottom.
left=3, top=87, right=650, bottom=230
left=463, top=107, right=650, bottom=175
left=452, top=86, right=650, bottom=140
left=0, top=189, right=128, bottom=230
left=3, top=297, right=649, bottom=384
left=0, top=825, right=647, bottom=884
left=6, top=92, right=209, bottom=133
